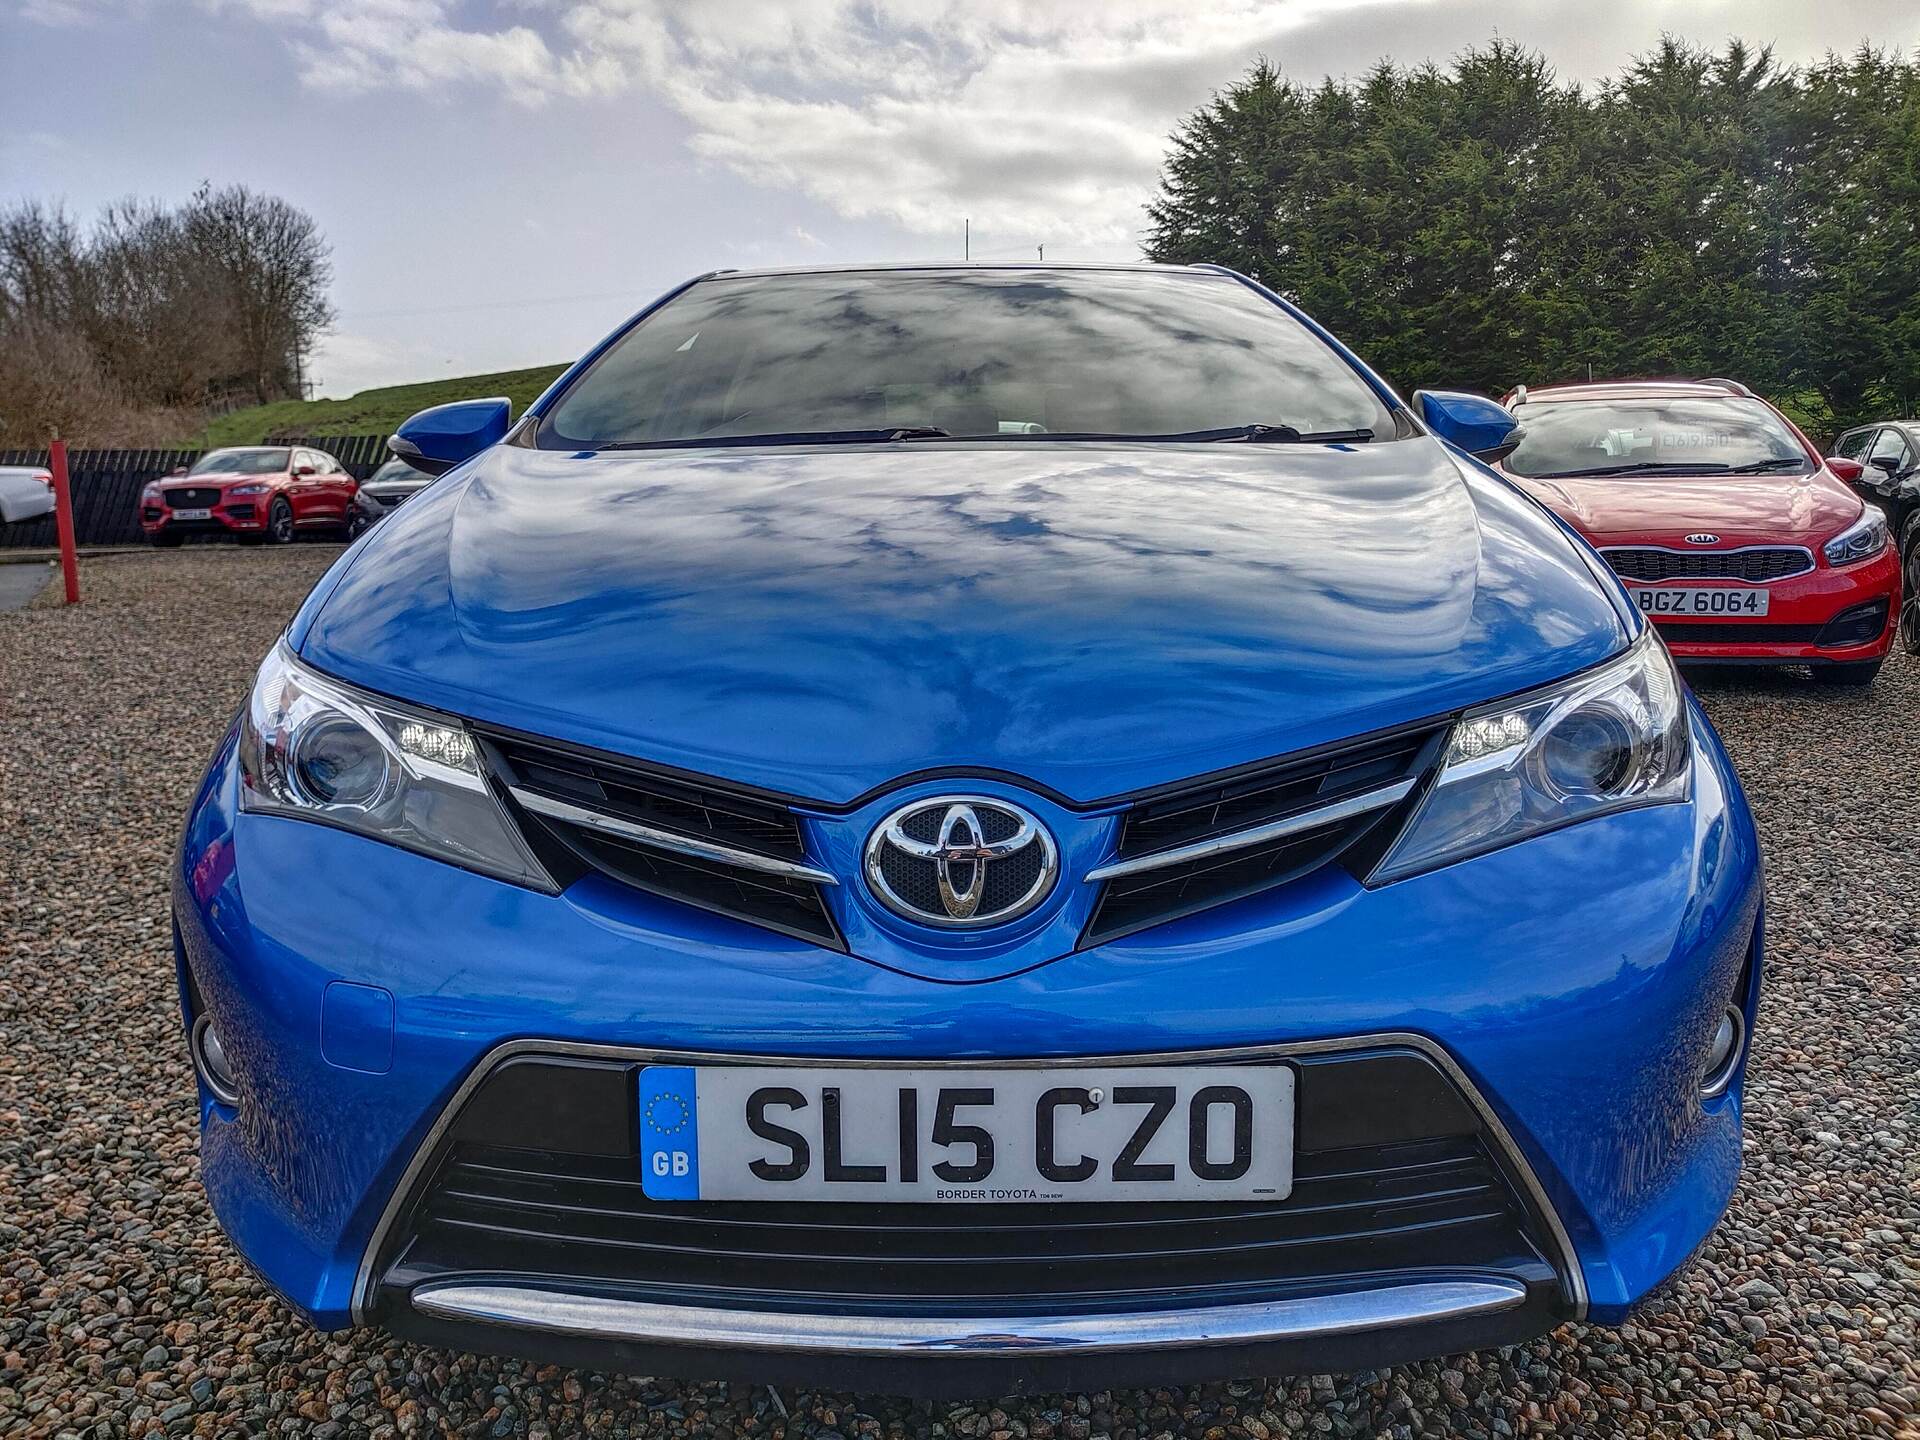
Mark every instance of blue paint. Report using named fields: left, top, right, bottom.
left=320, top=981, right=394, bottom=1075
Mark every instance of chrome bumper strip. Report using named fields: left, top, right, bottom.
left=410, top=1278, right=1530, bottom=1356
left=507, top=787, right=838, bottom=885
left=1085, top=778, right=1417, bottom=883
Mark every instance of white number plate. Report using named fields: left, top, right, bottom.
left=171, top=507, right=213, bottom=520
left=638, top=1065, right=1295, bottom=1203
left=1634, top=586, right=1770, bottom=617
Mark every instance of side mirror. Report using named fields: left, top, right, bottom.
left=1866, top=455, right=1901, bottom=478
left=293, top=463, right=316, bottom=476
left=1826, top=456, right=1865, bottom=482
left=389, top=397, right=512, bottom=477
left=1413, top=390, right=1523, bottom=463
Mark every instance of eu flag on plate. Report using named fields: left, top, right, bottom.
left=638, top=1065, right=701, bottom=1200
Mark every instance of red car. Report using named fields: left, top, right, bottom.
left=1497, top=379, right=1901, bottom=686
left=140, top=445, right=358, bottom=546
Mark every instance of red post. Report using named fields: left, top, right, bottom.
left=50, top=437, right=80, bottom=604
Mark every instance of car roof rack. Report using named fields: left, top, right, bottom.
left=1702, top=377, right=1755, bottom=397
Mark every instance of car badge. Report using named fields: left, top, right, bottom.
left=1684, top=533, right=1720, bottom=545
left=864, top=796, right=1058, bottom=928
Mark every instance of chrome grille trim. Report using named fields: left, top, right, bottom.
left=507, top=787, right=837, bottom=885
left=1085, top=778, right=1417, bottom=883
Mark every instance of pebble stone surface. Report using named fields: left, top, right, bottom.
left=2, top=546, right=1916, bottom=1439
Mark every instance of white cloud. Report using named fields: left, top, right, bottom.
left=12, top=0, right=1404, bottom=243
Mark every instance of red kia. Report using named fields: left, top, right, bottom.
left=140, top=445, right=358, bottom=546
left=1498, top=380, right=1900, bottom=686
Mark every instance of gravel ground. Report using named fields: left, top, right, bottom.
left=3, top=546, right=1917, bottom=1439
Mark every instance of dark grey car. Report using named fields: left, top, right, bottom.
left=358, top=457, right=436, bottom=516
left=1830, top=420, right=1920, bottom=653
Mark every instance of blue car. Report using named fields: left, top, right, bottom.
left=175, top=264, right=1761, bottom=1397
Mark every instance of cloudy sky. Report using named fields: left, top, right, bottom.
left=3, top=0, right=1915, bottom=397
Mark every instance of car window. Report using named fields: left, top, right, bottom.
left=1868, top=429, right=1910, bottom=468
left=1504, top=397, right=1813, bottom=479
left=188, top=447, right=290, bottom=476
left=539, top=268, right=1400, bottom=448
left=1836, top=428, right=1877, bottom=461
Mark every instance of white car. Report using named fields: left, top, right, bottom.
left=0, top=465, right=56, bottom=526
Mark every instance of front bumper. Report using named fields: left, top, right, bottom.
left=142, top=499, right=267, bottom=535
left=175, top=699, right=1762, bottom=1392
left=1630, top=547, right=1900, bottom=662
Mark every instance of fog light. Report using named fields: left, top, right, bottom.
left=191, top=1015, right=243, bottom=1107
left=1814, top=599, right=1889, bottom=648
left=1700, top=1006, right=1744, bottom=1099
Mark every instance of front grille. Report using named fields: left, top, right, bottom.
left=1083, top=724, right=1445, bottom=946
left=482, top=732, right=840, bottom=948
left=162, top=486, right=221, bottom=508
left=371, top=1050, right=1567, bottom=1320
left=1604, top=547, right=1810, bottom=582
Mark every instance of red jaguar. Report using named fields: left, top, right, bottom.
left=1497, top=379, right=1900, bottom=686
left=140, top=445, right=358, bottom=546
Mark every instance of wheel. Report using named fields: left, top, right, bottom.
left=147, top=532, right=183, bottom=548
left=1901, top=531, right=1920, bottom=657
left=1812, top=660, right=1881, bottom=687
left=266, top=497, right=296, bottom=545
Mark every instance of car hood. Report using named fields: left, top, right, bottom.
left=1504, top=469, right=1863, bottom=544
left=299, top=439, right=1626, bottom=805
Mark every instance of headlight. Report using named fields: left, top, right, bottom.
left=1373, top=630, right=1690, bottom=883
left=238, top=641, right=554, bottom=890
left=1823, top=508, right=1889, bottom=565
left=229, top=482, right=271, bottom=496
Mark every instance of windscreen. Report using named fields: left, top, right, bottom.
left=539, top=269, right=1399, bottom=448
left=366, top=459, right=420, bottom=485
left=1505, top=398, right=1812, bottom=479
left=190, top=448, right=290, bottom=476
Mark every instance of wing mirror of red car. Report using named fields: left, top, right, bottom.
left=1825, top=456, right=1865, bottom=481
left=293, top=463, right=316, bottom=476
left=170, top=466, right=188, bottom=477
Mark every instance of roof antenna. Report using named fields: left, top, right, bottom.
left=964, top=218, right=970, bottom=262
left=1038, top=244, right=1045, bottom=262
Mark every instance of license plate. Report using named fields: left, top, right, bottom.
left=172, top=507, right=212, bottom=520
left=1634, top=586, right=1770, bottom=617
left=638, top=1064, right=1296, bottom=1203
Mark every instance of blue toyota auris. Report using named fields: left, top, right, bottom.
left=175, top=264, right=1761, bottom=1397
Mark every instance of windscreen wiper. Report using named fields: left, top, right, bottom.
left=601, top=426, right=953, bottom=450
left=1187, top=423, right=1376, bottom=444
left=1010, top=423, right=1375, bottom=444
left=1724, top=457, right=1812, bottom=473
left=1540, top=461, right=1735, bottom=478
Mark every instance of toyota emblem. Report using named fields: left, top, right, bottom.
left=863, top=795, right=1058, bottom=928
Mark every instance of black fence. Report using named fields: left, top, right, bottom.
left=0, top=436, right=392, bottom=548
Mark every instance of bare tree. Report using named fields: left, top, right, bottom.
left=0, top=185, right=334, bottom=442
left=181, top=183, right=335, bottom=404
